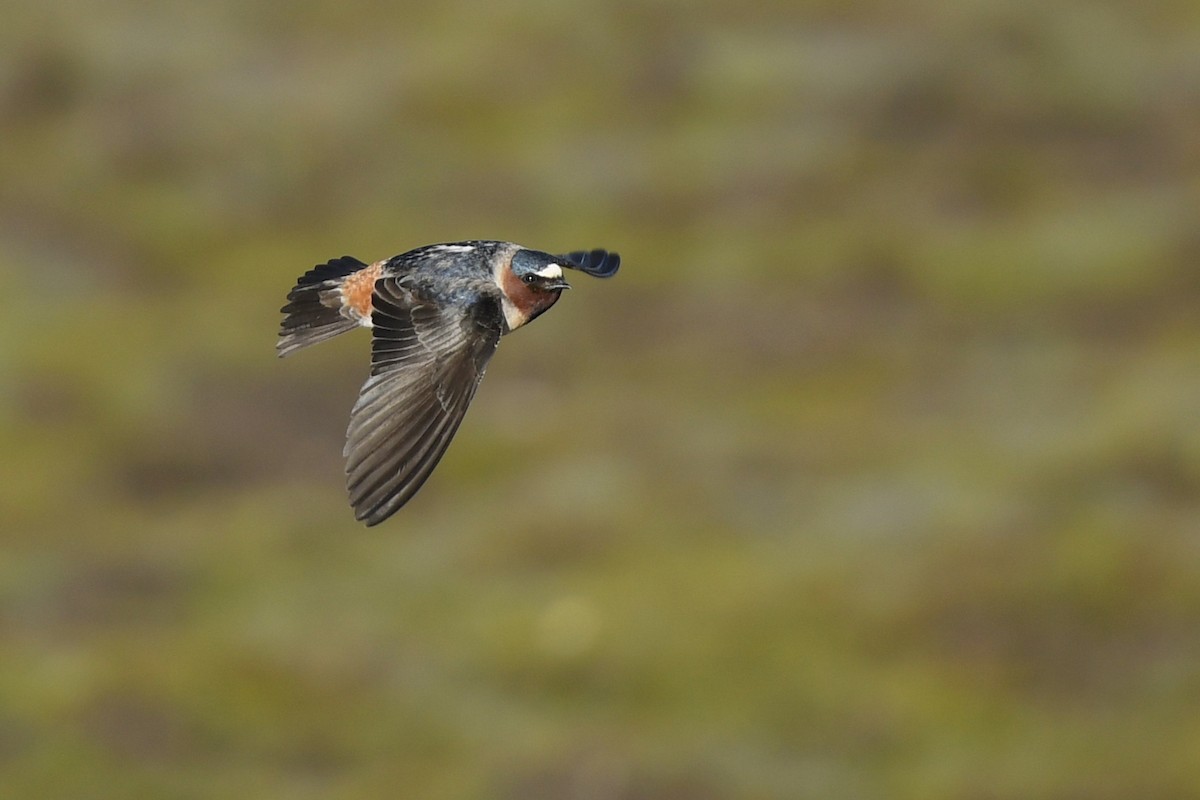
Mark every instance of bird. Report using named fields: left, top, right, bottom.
left=277, top=240, right=621, bottom=525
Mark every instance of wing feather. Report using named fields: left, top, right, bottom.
left=559, top=249, right=620, bottom=278
left=344, top=276, right=501, bottom=525
left=350, top=388, right=470, bottom=517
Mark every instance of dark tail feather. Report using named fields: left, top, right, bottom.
left=277, top=256, right=368, bottom=358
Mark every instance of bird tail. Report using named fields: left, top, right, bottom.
left=277, top=256, right=369, bottom=357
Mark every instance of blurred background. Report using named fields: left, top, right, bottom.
left=3, top=1, right=1200, bottom=797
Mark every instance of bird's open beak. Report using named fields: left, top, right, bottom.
left=546, top=277, right=571, bottom=291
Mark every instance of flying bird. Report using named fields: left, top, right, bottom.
left=278, top=241, right=620, bottom=525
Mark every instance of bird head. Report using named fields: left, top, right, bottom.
left=510, top=248, right=573, bottom=293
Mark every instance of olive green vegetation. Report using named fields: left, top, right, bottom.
left=2, top=1, right=1199, bottom=797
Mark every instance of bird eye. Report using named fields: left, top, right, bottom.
left=522, top=274, right=537, bottom=284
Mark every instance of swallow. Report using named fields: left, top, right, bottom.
left=277, top=240, right=620, bottom=525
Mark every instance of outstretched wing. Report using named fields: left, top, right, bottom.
left=559, top=249, right=620, bottom=278
left=344, top=276, right=502, bottom=525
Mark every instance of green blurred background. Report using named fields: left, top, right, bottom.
left=3, top=1, right=1200, bottom=797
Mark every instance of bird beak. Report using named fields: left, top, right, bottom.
left=546, top=278, right=571, bottom=291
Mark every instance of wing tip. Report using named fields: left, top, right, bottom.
left=356, top=508, right=389, bottom=527
left=562, top=249, right=620, bottom=278
left=350, top=477, right=424, bottom=526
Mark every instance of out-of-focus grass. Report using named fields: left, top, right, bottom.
left=2, top=1, right=1200, bottom=798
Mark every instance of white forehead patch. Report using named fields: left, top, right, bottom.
left=534, top=263, right=563, bottom=280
